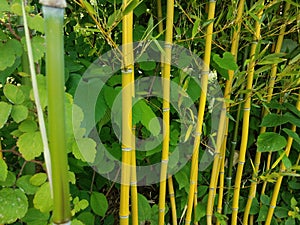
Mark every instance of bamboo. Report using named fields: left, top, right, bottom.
left=156, top=0, right=163, bottom=34
left=231, top=2, right=264, bottom=224
left=243, top=3, right=290, bottom=224
left=119, top=0, right=134, bottom=224
left=207, top=0, right=245, bottom=222
left=264, top=91, right=300, bottom=225
left=131, top=126, right=138, bottom=225
left=40, top=0, right=71, bottom=223
left=158, top=0, right=174, bottom=223
left=185, top=1, right=216, bottom=224
left=168, top=176, right=178, bottom=225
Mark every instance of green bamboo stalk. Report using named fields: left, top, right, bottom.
left=243, top=3, right=290, bottom=224
left=265, top=91, right=300, bottom=225
left=185, top=1, right=216, bottom=224
left=168, top=176, right=177, bottom=225
left=231, top=2, right=264, bottom=224
left=21, top=0, right=53, bottom=193
left=158, top=0, right=174, bottom=223
left=156, top=0, right=163, bottom=34
left=40, top=0, right=71, bottom=223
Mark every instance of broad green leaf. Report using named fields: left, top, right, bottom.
left=0, top=0, right=10, bottom=11
left=72, top=138, right=97, bottom=163
left=17, top=131, right=43, bottom=161
left=19, top=120, right=38, bottom=133
left=250, top=197, right=259, bottom=215
left=72, top=197, right=89, bottom=214
left=33, top=182, right=53, bottom=213
left=11, top=2, right=22, bottom=16
left=174, top=170, right=189, bottom=190
left=77, top=212, right=95, bottom=225
left=30, top=173, right=47, bottom=186
left=22, top=208, right=49, bottom=225
left=139, top=61, right=156, bottom=71
left=285, top=217, right=295, bottom=225
left=0, top=188, right=28, bottom=224
left=16, top=175, right=38, bottom=195
left=71, top=219, right=85, bottom=225
left=0, top=101, right=12, bottom=129
left=0, top=159, right=8, bottom=182
left=11, top=105, right=28, bottom=123
left=274, top=207, right=289, bottom=218
left=257, top=132, right=287, bottom=152
left=213, top=52, right=238, bottom=71
left=107, top=10, right=121, bottom=28
left=0, top=39, right=22, bottom=71
left=90, top=192, right=108, bottom=217
left=283, top=128, right=300, bottom=146
left=195, top=203, right=206, bottom=221
left=138, top=194, right=151, bottom=224
left=260, top=114, right=289, bottom=127
left=260, top=194, right=270, bottom=205
left=4, top=83, right=25, bottom=104
left=0, top=57, right=21, bottom=84
left=132, top=99, right=161, bottom=136
left=0, top=171, right=16, bottom=187
left=27, top=15, right=44, bottom=33
left=257, top=205, right=268, bottom=222
left=134, top=2, right=147, bottom=17
left=22, top=36, right=45, bottom=63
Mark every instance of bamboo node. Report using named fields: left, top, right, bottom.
left=121, top=68, right=133, bottom=74
left=238, top=161, right=245, bottom=165
left=185, top=219, right=191, bottom=224
left=232, top=207, right=239, bottom=211
left=130, top=181, right=137, bottom=185
left=162, top=159, right=169, bottom=164
left=270, top=205, right=276, bottom=209
left=169, top=193, right=175, bottom=197
left=119, top=215, right=129, bottom=219
left=163, top=108, right=170, bottom=112
left=194, top=131, right=201, bottom=136
left=164, top=43, right=172, bottom=49
left=122, top=147, right=132, bottom=152
left=226, top=177, right=232, bottom=180
left=190, top=180, right=196, bottom=184
left=159, top=208, right=165, bottom=212
left=243, top=107, right=250, bottom=111
left=231, top=141, right=237, bottom=144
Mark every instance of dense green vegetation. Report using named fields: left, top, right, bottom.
left=0, top=0, right=300, bottom=224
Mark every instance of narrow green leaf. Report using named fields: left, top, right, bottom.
left=257, top=132, right=287, bottom=152
left=90, top=192, right=108, bottom=217
left=0, top=102, right=12, bottom=129
left=192, top=18, right=201, bottom=38
left=122, top=0, right=140, bottom=16
left=283, top=128, right=300, bottom=146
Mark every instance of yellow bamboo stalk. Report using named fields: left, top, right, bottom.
left=206, top=0, right=245, bottom=223
left=265, top=91, right=300, bottom=225
left=119, top=0, right=134, bottom=224
left=231, top=2, right=264, bottom=224
left=131, top=125, right=138, bottom=225
left=215, top=143, right=226, bottom=225
left=242, top=3, right=290, bottom=224
left=0, top=141, right=2, bottom=225
left=156, top=0, right=163, bottom=34
left=158, top=0, right=174, bottom=224
left=168, top=176, right=177, bottom=225
left=185, top=1, right=216, bottom=224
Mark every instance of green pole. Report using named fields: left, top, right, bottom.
left=40, top=0, right=71, bottom=224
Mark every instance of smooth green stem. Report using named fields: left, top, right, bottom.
left=43, top=6, right=71, bottom=224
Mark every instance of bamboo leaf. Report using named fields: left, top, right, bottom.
left=138, top=194, right=151, bottom=223
left=192, top=18, right=201, bottom=39
left=283, top=128, right=300, bottom=146
left=257, top=132, right=287, bottom=152
left=82, top=0, right=97, bottom=15
left=260, top=114, right=290, bottom=127
left=213, top=52, right=238, bottom=71
left=122, top=0, right=140, bottom=16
